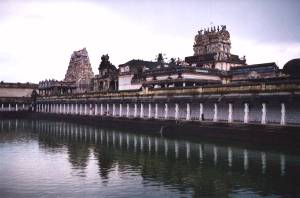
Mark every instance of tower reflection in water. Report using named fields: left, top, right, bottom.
left=1, top=119, right=299, bottom=197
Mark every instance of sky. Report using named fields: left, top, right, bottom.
left=0, top=0, right=299, bottom=83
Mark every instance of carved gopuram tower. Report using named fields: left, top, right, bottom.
left=185, top=25, right=246, bottom=71
left=64, top=48, right=94, bottom=82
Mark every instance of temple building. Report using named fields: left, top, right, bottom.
left=92, top=54, right=118, bottom=92
left=39, top=48, right=94, bottom=96
left=118, top=59, right=157, bottom=90
left=64, top=48, right=94, bottom=92
left=38, top=25, right=298, bottom=95
left=185, top=25, right=246, bottom=70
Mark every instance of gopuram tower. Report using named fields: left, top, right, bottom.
left=64, top=48, right=94, bottom=82
left=185, top=25, right=246, bottom=70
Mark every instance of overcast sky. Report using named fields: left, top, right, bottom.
left=0, top=0, right=299, bottom=83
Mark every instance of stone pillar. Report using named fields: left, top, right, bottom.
left=70, top=104, right=73, bottom=114
left=213, top=103, right=218, bottom=122
left=175, top=103, right=179, bottom=120
left=106, top=104, right=109, bottom=115
left=119, top=104, right=122, bottom=117
left=89, top=104, right=93, bottom=115
left=84, top=104, right=88, bottom=115
left=164, top=103, right=168, bottom=119
left=140, top=103, right=144, bottom=118
left=228, top=103, right=233, bottom=123
left=261, top=102, right=267, bottom=124
left=59, top=104, right=62, bottom=114
left=126, top=104, right=129, bottom=118
left=186, top=103, right=191, bottom=121
left=1, top=104, right=3, bottom=111
left=148, top=103, right=152, bottom=118
left=244, top=103, right=249, bottom=123
left=63, top=104, right=66, bottom=114
left=199, top=103, right=203, bottom=121
left=134, top=103, right=137, bottom=117
left=95, top=104, right=98, bottom=115
left=23, top=104, right=25, bottom=111
left=78, top=104, right=81, bottom=115
left=280, top=102, right=286, bottom=125
left=100, top=104, right=103, bottom=115
left=75, top=104, right=78, bottom=114
left=15, top=104, right=18, bottom=111
left=112, top=103, right=116, bottom=117
left=155, top=103, right=158, bottom=119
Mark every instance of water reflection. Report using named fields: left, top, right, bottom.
left=1, top=119, right=300, bottom=197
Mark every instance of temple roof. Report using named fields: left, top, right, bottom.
left=119, top=59, right=158, bottom=69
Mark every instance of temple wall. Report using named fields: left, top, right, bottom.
left=118, top=75, right=141, bottom=90
left=34, top=81, right=300, bottom=126
left=0, top=88, right=34, bottom=97
left=34, top=98, right=300, bottom=126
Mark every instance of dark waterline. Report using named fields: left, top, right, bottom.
left=0, top=119, right=300, bottom=197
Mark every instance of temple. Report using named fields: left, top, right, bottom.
left=39, top=48, right=94, bottom=96
left=38, top=25, right=296, bottom=95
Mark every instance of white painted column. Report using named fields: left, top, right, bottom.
left=186, top=103, right=191, bottom=121
left=75, top=104, right=78, bottom=114
left=228, top=103, right=233, bottom=123
left=23, top=104, right=25, bottom=111
left=68, top=104, right=70, bottom=114
left=1, top=104, right=3, bottom=111
left=112, top=103, right=116, bottom=117
left=59, top=104, right=62, bottom=114
left=199, top=103, right=203, bottom=121
left=148, top=103, right=152, bottom=118
left=100, top=104, right=103, bottom=116
left=134, top=103, right=137, bottom=117
left=63, top=104, right=66, bottom=114
left=244, top=103, right=249, bottom=123
left=84, top=104, right=88, bottom=115
left=175, top=103, right=179, bottom=120
left=89, top=104, right=93, bottom=115
left=15, top=104, right=18, bottom=111
left=280, top=102, right=286, bottom=125
left=119, top=104, right=122, bottom=117
left=71, top=104, right=74, bottom=114
left=126, top=104, right=129, bottom=118
left=106, top=104, right=109, bottom=115
left=261, top=102, right=267, bottom=124
left=164, top=103, right=168, bottom=119
left=140, top=103, right=144, bottom=118
left=155, top=103, right=158, bottom=119
left=213, top=103, right=218, bottom=122
left=95, top=104, right=98, bottom=115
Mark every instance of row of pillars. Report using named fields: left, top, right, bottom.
left=36, top=102, right=287, bottom=125
left=0, top=103, right=28, bottom=112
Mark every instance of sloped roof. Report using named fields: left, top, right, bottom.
left=119, top=59, right=158, bottom=69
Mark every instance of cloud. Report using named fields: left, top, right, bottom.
left=0, top=0, right=299, bottom=83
